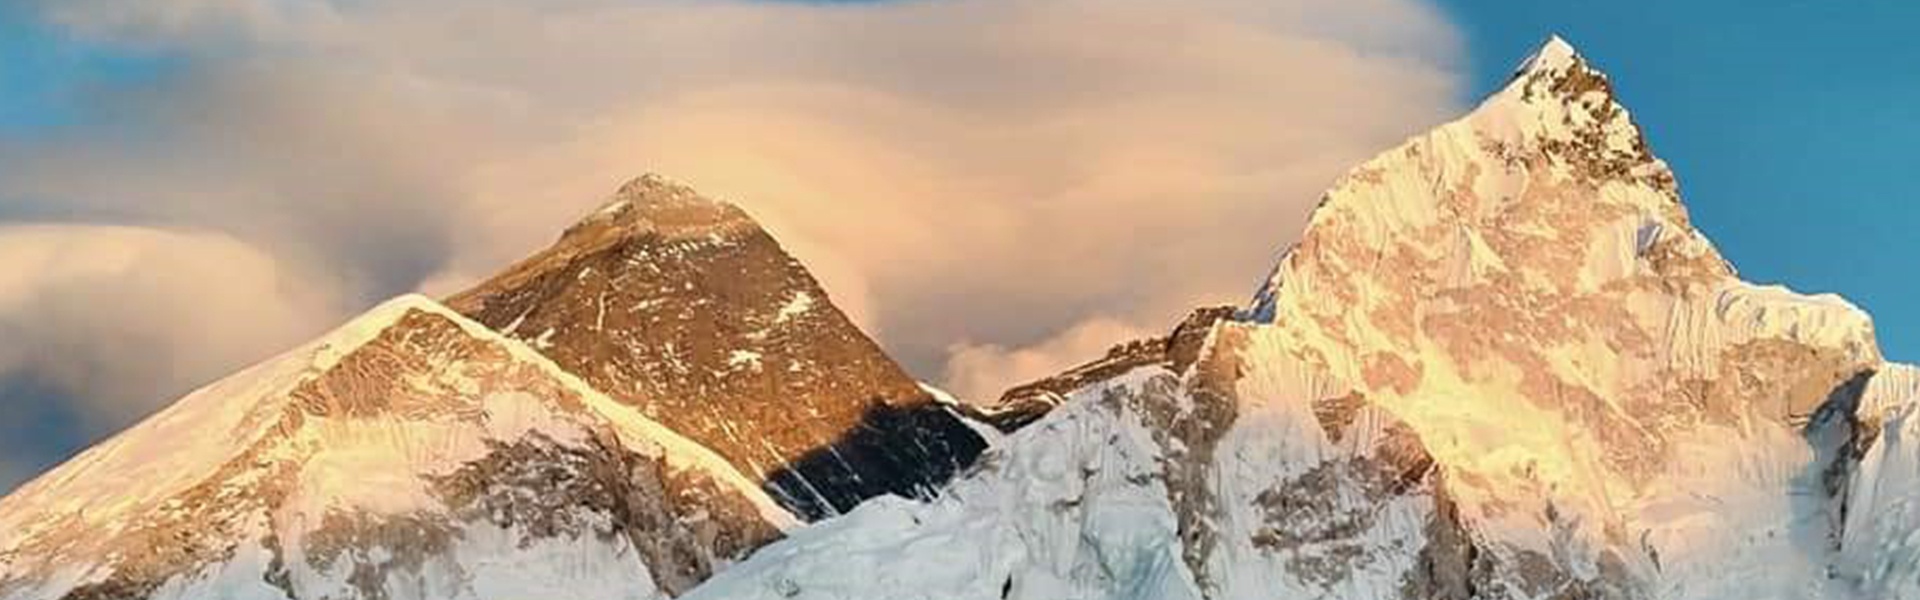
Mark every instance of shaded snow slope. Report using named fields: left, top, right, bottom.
left=1835, top=365, right=1920, bottom=598
left=685, top=367, right=1208, bottom=600
left=689, top=320, right=1459, bottom=600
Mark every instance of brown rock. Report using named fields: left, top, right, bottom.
left=447, top=175, right=985, bottom=519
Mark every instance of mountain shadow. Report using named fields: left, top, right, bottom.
left=764, top=399, right=989, bottom=520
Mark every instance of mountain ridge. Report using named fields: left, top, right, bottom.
left=685, top=36, right=1920, bottom=600
left=0, top=294, right=794, bottom=600
left=3, top=35, right=1917, bottom=600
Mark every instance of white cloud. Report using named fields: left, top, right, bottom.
left=0, top=0, right=1464, bottom=470
left=942, top=317, right=1154, bottom=403
left=0, top=225, right=340, bottom=428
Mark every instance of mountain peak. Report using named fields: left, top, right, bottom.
left=1459, top=33, right=1675, bottom=199
left=1222, top=37, right=1885, bottom=597
left=451, top=175, right=987, bottom=521
left=610, top=172, right=723, bottom=213
left=0, top=289, right=798, bottom=599
left=1500, top=34, right=1621, bottom=112
left=684, top=40, right=1919, bottom=600
left=567, top=173, right=755, bottom=243
left=1516, top=35, right=1583, bottom=78
left=617, top=171, right=693, bottom=195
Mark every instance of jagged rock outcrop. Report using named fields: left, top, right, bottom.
left=446, top=175, right=986, bottom=520
left=979, top=306, right=1235, bottom=432
left=682, top=37, right=1920, bottom=600
left=0, top=296, right=794, bottom=600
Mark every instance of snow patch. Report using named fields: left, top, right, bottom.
left=728, top=350, right=764, bottom=371
left=775, top=291, right=814, bottom=324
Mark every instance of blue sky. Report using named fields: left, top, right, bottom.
left=0, top=4, right=174, bottom=135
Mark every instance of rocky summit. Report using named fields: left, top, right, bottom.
left=3, top=37, right=1919, bottom=600
left=445, top=174, right=986, bottom=521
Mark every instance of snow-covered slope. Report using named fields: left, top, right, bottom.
left=0, top=295, right=796, bottom=600
left=689, top=339, right=1449, bottom=600
left=687, top=37, right=1920, bottom=600
left=1230, top=35, right=1884, bottom=599
left=447, top=175, right=986, bottom=520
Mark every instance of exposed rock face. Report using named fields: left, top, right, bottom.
left=0, top=296, right=792, bottom=600
left=680, top=37, right=1920, bottom=600
left=446, top=175, right=986, bottom=520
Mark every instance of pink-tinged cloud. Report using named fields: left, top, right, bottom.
left=0, top=225, right=338, bottom=426
left=0, top=0, right=1464, bottom=453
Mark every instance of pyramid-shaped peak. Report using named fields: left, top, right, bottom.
left=1244, top=37, right=1690, bottom=323
left=1517, top=35, right=1584, bottom=77
left=614, top=172, right=714, bottom=205
left=1502, top=34, right=1617, bottom=106
left=567, top=173, right=756, bottom=241
left=1450, top=34, right=1661, bottom=183
left=451, top=172, right=988, bottom=521
left=309, top=294, right=451, bottom=368
left=0, top=282, right=799, bottom=598
left=0, top=292, right=475, bottom=546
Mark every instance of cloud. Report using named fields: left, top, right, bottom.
left=0, top=0, right=1464, bottom=487
left=0, top=225, right=340, bottom=424
left=0, top=223, right=342, bottom=489
left=942, top=317, right=1154, bottom=402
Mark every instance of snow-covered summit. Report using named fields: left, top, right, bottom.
left=0, top=294, right=438, bottom=547
left=1518, top=35, right=1580, bottom=73
left=0, top=294, right=795, bottom=600
left=688, top=37, right=1920, bottom=600
left=1502, top=35, right=1619, bottom=114
left=1236, top=35, right=1889, bottom=596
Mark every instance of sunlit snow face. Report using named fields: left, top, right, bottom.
left=1226, top=41, right=1889, bottom=597
left=0, top=297, right=799, bottom=600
